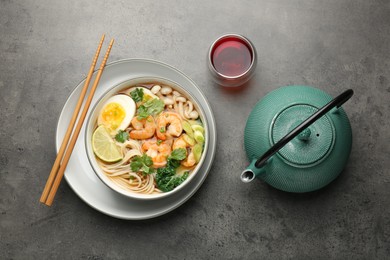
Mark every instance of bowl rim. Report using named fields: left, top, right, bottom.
left=85, top=76, right=210, bottom=200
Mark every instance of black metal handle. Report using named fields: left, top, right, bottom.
left=254, top=89, right=354, bottom=168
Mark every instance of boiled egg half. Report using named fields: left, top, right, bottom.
left=97, top=94, right=136, bottom=135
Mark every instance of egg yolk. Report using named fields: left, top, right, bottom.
left=101, top=103, right=126, bottom=131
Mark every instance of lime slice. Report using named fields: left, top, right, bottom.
left=92, top=125, right=123, bottom=162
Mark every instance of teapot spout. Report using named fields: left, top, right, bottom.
left=241, top=159, right=267, bottom=183
left=241, top=169, right=256, bottom=183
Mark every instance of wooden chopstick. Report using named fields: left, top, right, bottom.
left=40, top=34, right=105, bottom=204
left=41, top=38, right=114, bottom=206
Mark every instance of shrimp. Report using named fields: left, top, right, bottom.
left=172, top=136, right=196, bottom=167
left=156, top=112, right=183, bottom=140
left=172, top=136, right=187, bottom=150
left=142, top=138, right=172, bottom=168
left=182, top=151, right=196, bottom=167
left=129, top=116, right=156, bottom=139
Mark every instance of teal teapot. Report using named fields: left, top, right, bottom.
left=241, top=86, right=353, bottom=192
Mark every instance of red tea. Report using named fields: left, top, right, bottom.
left=211, top=37, right=253, bottom=77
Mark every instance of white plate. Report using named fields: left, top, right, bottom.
left=56, top=59, right=217, bottom=220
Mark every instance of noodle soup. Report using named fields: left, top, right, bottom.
left=86, top=77, right=207, bottom=199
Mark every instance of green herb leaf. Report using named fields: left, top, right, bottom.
left=137, top=105, right=148, bottom=119
left=144, top=98, right=164, bottom=115
left=130, top=160, right=143, bottom=172
left=115, top=130, right=129, bottom=143
left=143, top=154, right=153, bottom=166
left=167, top=158, right=181, bottom=169
left=156, top=140, right=162, bottom=146
left=156, top=168, right=189, bottom=192
left=160, top=127, right=166, bottom=133
left=155, top=149, right=190, bottom=192
left=167, top=148, right=187, bottom=169
left=137, top=98, right=164, bottom=119
left=130, top=154, right=154, bottom=174
left=165, top=148, right=187, bottom=169
left=156, top=166, right=175, bottom=177
left=169, top=148, right=187, bottom=161
left=130, top=88, right=144, bottom=103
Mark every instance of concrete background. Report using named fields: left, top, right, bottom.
left=1, top=0, right=389, bottom=259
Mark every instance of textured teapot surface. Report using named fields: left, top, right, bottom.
left=243, top=86, right=352, bottom=192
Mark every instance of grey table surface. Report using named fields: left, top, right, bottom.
left=1, top=0, right=389, bottom=259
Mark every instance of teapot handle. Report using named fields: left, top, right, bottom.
left=254, top=89, right=354, bottom=169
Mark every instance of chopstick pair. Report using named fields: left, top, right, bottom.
left=40, top=35, right=114, bottom=206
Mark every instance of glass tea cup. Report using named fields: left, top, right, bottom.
left=208, top=34, right=257, bottom=87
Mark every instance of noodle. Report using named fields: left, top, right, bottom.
left=97, top=139, right=160, bottom=194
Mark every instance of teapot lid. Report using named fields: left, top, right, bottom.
left=271, top=104, right=335, bottom=166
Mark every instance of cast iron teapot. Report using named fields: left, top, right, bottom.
left=241, top=86, right=353, bottom=192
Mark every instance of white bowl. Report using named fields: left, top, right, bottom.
left=85, top=76, right=209, bottom=200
